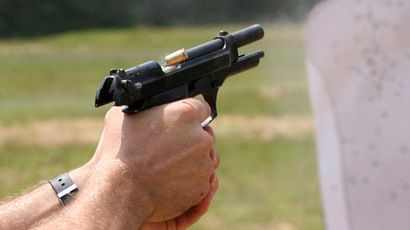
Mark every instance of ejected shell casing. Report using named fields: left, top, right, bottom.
left=165, top=49, right=188, bottom=66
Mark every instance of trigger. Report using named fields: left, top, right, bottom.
left=201, top=116, right=213, bottom=127
left=201, top=88, right=219, bottom=127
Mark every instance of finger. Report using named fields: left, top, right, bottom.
left=176, top=191, right=214, bottom=229
left=209, top=148, right=220, bottom=169
left=178, top=98, right=211, bottom=123
left=209, top=147, right=216, bottom=161
left=214, top=151, right=220, bottom=169
left=203, top=126, right=215, bottom=141
left=209, top=171, right=219, bottom=194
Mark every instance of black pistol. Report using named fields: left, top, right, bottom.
left=95, top=24, right=265, bottom=125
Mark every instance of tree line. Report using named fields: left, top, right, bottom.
left=0, top=0, right=321, bottom=37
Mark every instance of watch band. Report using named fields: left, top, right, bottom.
left=49, top=172, right=79, bottom=205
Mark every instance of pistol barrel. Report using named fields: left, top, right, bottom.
left=187, top=24, right=264, bottom=59
left=185, top=39, right=224, bottom=61
left=164, top=24, right=264, bottom=66
left=230, top=24, right=264, bottom=48
left=165, top=39, right=224, bottom=66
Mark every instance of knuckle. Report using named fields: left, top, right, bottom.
left=104, top=106, right=121, bottom=123
left=165, top=99, right=199, bottom=123
left=210, top=148, right=220, bottom=169
left=104, top=107, right=115, bottom=121
left=196, top=132, right=215, bottom=154
left=205, top=159, right=216, bottom=177
left=177, top=98, right=210, bottom=122
left=210, top=172, right=219, bottom=193
left=197, top=157, right=214, bottom=179
left=178, top=101, right=198, bottom=121
left=202, top=130, right=215, bottom=145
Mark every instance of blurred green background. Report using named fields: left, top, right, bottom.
left=0, top=1, right=323, bottom=229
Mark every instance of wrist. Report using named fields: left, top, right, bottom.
left=68, top=161, right=93, bottom=191
left=79, top=159, right=154, bottom=226
left=49, top=172, right=79, bottom=205
left=47, top=161, right=93, bottom=206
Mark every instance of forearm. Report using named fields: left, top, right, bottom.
left=31, top=160, right=153, bottom=230
left=0, top=166, right=90, bottom=230
left=0, top=181, right=59, bottom=230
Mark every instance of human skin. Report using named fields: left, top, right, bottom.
left=0, top=98, right=219, bottom=230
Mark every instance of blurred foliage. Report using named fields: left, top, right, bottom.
left=0, top=0, right=321, bottom=37
left=136, top=0, right=321, bottom=25
left=0, top=0, right=136, bottom=37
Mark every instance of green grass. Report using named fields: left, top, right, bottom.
left=208, top=138, right=321, bottom=229
left=0, top=143, right=95, bottom=198
left=0, top=24, right=323, bottom=229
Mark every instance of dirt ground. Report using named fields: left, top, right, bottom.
left=0, top=115, right=313, bottom=147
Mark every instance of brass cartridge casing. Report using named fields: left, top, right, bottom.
left=165, top=49, right=188, bottom=66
